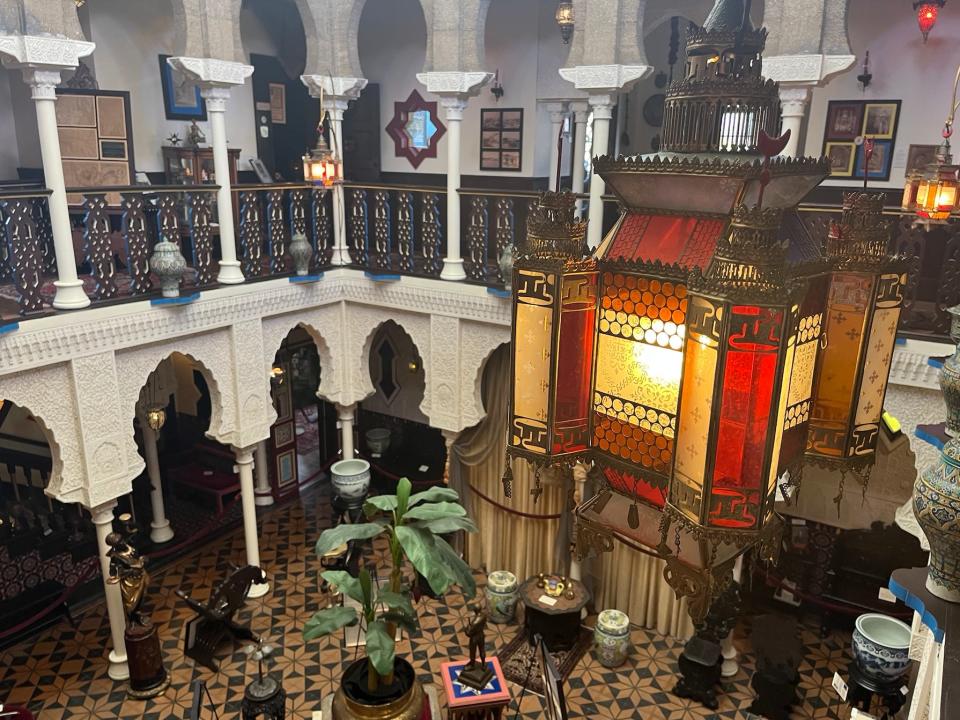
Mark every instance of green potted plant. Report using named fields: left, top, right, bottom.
left=303, top=478, right=477, bottom=720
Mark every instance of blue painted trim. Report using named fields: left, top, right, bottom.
left=364, top=272, right=401, bottom=282
left=915, top=427, right=946, bottom=450
left=0, top=321, right=19, bottom=336
left=895, top=336, right=907, bottom=346
left=486, top=287, right=511, bottom=298
left=289, top=273, right=324, bottom=283
left=888, top=576, right=945, bottom=643
left=928, top=356, right=946, bottom=369
left=150, top=292, right=200, bottom=306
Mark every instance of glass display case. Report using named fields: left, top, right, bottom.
left=162, top=146, right=239, bottom=186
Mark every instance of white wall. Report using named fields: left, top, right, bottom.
left=806, top=0, right=960, bottom=189
left=358, top=0, right=558, bottom=179
left=86, top=0, right=273, bottom=174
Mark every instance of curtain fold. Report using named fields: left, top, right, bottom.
left=450, top=344, right=692, bottom=640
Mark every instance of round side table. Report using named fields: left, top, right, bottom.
left=241, top=675, right=286, bottom=720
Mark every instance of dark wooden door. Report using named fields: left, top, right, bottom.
left=343, top=83, right=381, bottom=182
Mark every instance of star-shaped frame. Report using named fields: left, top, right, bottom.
left=386, top=90, right=446, bottom=169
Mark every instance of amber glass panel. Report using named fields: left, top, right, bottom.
left=553, top=272, right=598, bottom=454
left=807, top=272, right=873, bottom=457
left=709, top=305, right=784, bottom=530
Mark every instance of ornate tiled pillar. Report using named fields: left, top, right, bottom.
left=416, top=71, right=493, bottom=281
left=570, top=102, right=589, bottom=216
left=0, top=34, right=95, bottom=309
left=559, top=65, right=651, bottom=248
left=301, top=76, right=368, bottom=266
left=91, top=501, right=129, bottom=681
left=234, top=446, right=270, bottom=598
left=167, top=58, right=254, bottom=284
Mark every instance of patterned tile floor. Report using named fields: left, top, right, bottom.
left=0, top=485, right=856, bottom=719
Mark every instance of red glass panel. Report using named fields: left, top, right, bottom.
left=553, top=274, right=597, bottom=454
left=603, top=213, right=723, bottom=268
left=709, top=305, right=783, bottom=529
left=601, top=464, right=668, bottom=508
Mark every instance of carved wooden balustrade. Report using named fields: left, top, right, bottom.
left=232, top=183, right=333, bottom=280
left=343, top=183, right=446, bottom=277
left=0, top=187, right=54, bottom=317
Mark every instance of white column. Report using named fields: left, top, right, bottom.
left=779, top=86, right=812, bottom=158
left=91, top=501, right=129, bottom=681
left=439, top=97, right=469, bottom=281
left=571, top=102, right=589, bottom=218
left=326, top=101, right=350, bottom=266
left=614, top=93, right=626, bottom=157
left=22, top=69, right=89, bottom=310
left=337, top=403, right=356, bottom=459
left=138, top=414, right=174, bottom=544
left=544, top=102, right=568, bottom=192
left=254, top=439, right=274, bottom=506
left=234, top=447, right=269, bottom=598
left=200, top=86, right=244, bottom=284
left=586, top=94, right=614, bottom=250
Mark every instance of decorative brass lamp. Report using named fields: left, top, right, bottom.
left=505, top=0, right=904, bottom=634
left=302, top=131, right=341, bottom=188
left=555, top=1, right=574, bottom=44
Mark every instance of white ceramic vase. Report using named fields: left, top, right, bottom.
left=330, top=458, right=371, bottom=500
left=851, top=613, right=912, bottom=682
left=485, top=570, right=519, bottom=624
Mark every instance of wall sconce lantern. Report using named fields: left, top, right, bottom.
left=145, top=405, right=167, bottom=431
left=270, top=365, right=286, bottom=387
left=914, top=0, right=946, bottom=42
left=555, top=1, right=575, bottom=44
left=302, top=130, right=341, bottom=188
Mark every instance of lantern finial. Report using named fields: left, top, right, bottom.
left=521, top=192, right=588, bottom=260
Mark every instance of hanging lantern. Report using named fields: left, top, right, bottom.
left=807, top=194, right=907, bottom=477
left=915, top=1, right=946, bottom=42
left=555, top=1, right=575, bottom=44
left=302, top=132, right=341, bottom=188
left=145, top=405, right=166, bottom=431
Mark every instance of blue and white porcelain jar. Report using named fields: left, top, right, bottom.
left=485, top=570, right=519, bottom=624
left=851, top=613, right=912, bottom=682
left=594, top=609, right=630, bottom=667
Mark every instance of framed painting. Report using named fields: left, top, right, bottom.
left=478, top=108, right=524, bottom=171
left=855, top=139, right=893, bottom=180
left=159, top=54, right=207, bottom=121
left=825, top=102, right=863, bottom=141
left=273, top=420, right=295, bottom=448
left=275, top=449, right=297, bottom=490
left=863, top=103, right=898, bottom=139
left=269, top=82, right=286, bottom=125
left=824, top=142, right=855, bottom=177
left=907, top=144, right=940, bottom=173
left=822, top=99, right=900, bottom=181
left=385, top=90, right=446, bottom=168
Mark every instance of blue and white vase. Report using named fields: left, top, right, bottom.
left=594, top=609, right=630, bottom=667
left=330, top=459, right=371, bottom=500
left=851, top=613, right=912, bottom=682
left=485, top=570, right=518, bottom=624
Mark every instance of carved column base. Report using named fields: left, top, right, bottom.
left=51, top=279, right=91, bottom=309
left=218, top=260, right=245, bottom=284
left=440, top=258, right=466, bottom=281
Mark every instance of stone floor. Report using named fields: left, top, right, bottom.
left=0, top=484, right=857, bottom=719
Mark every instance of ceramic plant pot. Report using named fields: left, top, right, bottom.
left=485, top=570, right=519, bottom=624
left=331, top=657, right=424, bottom=720
left=150, top=239, right=187, bottom=298
left=365, top=428, right=391, bottom=455
left=289, top=231, right=313, bottom=276
left=915, top=437, right=960, bottom=602
left=594, top=609, right=630, bottom=668
left=330, top=459, right=371, bottom=500
left=851, top=613, right=911, bottom=682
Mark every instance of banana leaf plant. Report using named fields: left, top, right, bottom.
left=303, top=477, right=477, bottom=691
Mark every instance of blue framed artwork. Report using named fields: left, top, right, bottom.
left=159, top=54, right=207, bottom=121
left=855, top=139, right=893, bottom=180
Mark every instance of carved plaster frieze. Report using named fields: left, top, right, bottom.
left=558, top=64, right=653, bottom=93
left=0, top=34, right=94, bottom=68
left=416, top=70, right=492, bottom=97
left=762, top=53, right=856, bottom=86
left=229, top=318, right=273, bottom=449
left=459, top=321, right=511, bottom=429
left=167, top=56, right=253, bottom=87
left=300, top=74, right=368, bottom=101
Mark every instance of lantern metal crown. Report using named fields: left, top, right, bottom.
left=506, top=0, right=906, bottom=624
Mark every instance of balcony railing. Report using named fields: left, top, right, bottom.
left=1, top=180, right=959, bottom=341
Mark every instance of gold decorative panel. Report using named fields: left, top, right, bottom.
left=55, top=93, right=96, bottom=127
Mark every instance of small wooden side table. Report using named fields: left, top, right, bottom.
left=441, top=657, right=510, bottom=720
left=518, top=577, right=590, bottom=651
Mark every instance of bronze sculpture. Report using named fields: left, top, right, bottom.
left=106, top=520, right=149, bottom=627
left=457, top=604, right=495, bottom=691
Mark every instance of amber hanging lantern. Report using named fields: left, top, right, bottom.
left=555, top=1, right=575, bottom=44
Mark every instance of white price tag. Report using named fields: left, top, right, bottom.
left=901, top=685, right=910, bottom=696
left=878, top=587, right=897, bottom=603
left=538, top=595, right=558, bottom=606
left=418, top=465, right=429, bottom=472
left=832, top=672, right=849, bottom=701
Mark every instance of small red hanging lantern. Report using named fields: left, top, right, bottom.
left=915, top=0, right=946, bottom=43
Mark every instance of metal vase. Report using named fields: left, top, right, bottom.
left=289, top=231, right=313, bottom=276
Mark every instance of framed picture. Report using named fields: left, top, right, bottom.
left=158, top=54, right=207, bottom=121
left=273, top=420, right=295, bottom=447
left=385, top=90, right=446, bottom=169
left=275, top=449, right=296, bottom=489
left=822, top=99, right=900, bottom=181
left=249, top=157, right=272, bottom=183
left=478, top=108, right=523, bottom=171
left=825, top=142, right=855, bottom=177
left=269, top=82, right=286, bottom=125
left=907, top=143, right=940, bottom=173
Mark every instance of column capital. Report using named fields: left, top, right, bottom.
left=301, top=74, right=368, bottom=102
left=200, top=85, right=232, bottom=112
left=416, top=70, right=493, bottom=98
left=588, top=94, right=616, bottom=120
left=336, top=403, right=357, bottom=420
left=20, top=68, right=61, bottom=100
left=540, top=101, right=569, bottom=125
left=0, top=34, right=94, bottom=68
left=90, top=500, right=117, bottom=524
left=439, top=96, right=469, bottom=121
left=570, top=101, right=590, bottom=123
left=167, top=56, right=253, bottom=88
left=233, top=446, right=256, bottom=465
left=763, top=54, right=856, bottom=86
left=559, top=64, right=653, bottom=94
left=779, top=86, right=812, bottom=117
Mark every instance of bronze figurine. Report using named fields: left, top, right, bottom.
left=457, top=603, right=495, bottom=691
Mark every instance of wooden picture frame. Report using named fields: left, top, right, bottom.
left=275, top=449, right=296, bottom=490
left=268, top=82, right=286, bottom=125
left=159, top=54, right=207, bottom=121
left=907, top=144, right=940, bottom=173
left=479, top=108, right=524, bottom=171
left=385, top=90, right=446, bottom=169
left=822, top=99, right=900, bottom=181
left=273, top=420, right=295, bottom=448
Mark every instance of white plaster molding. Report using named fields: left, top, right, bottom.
left=416, top=71, right=493, bottom=97
left=167, top=56, right=253, bottom=87
left=0, top=34, right=94, bottom=68
left=300, top=75, right=368, bottom=101
left=762, top=54, right=856, bottom=86
left=558, top=64, right=653, bottom=93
